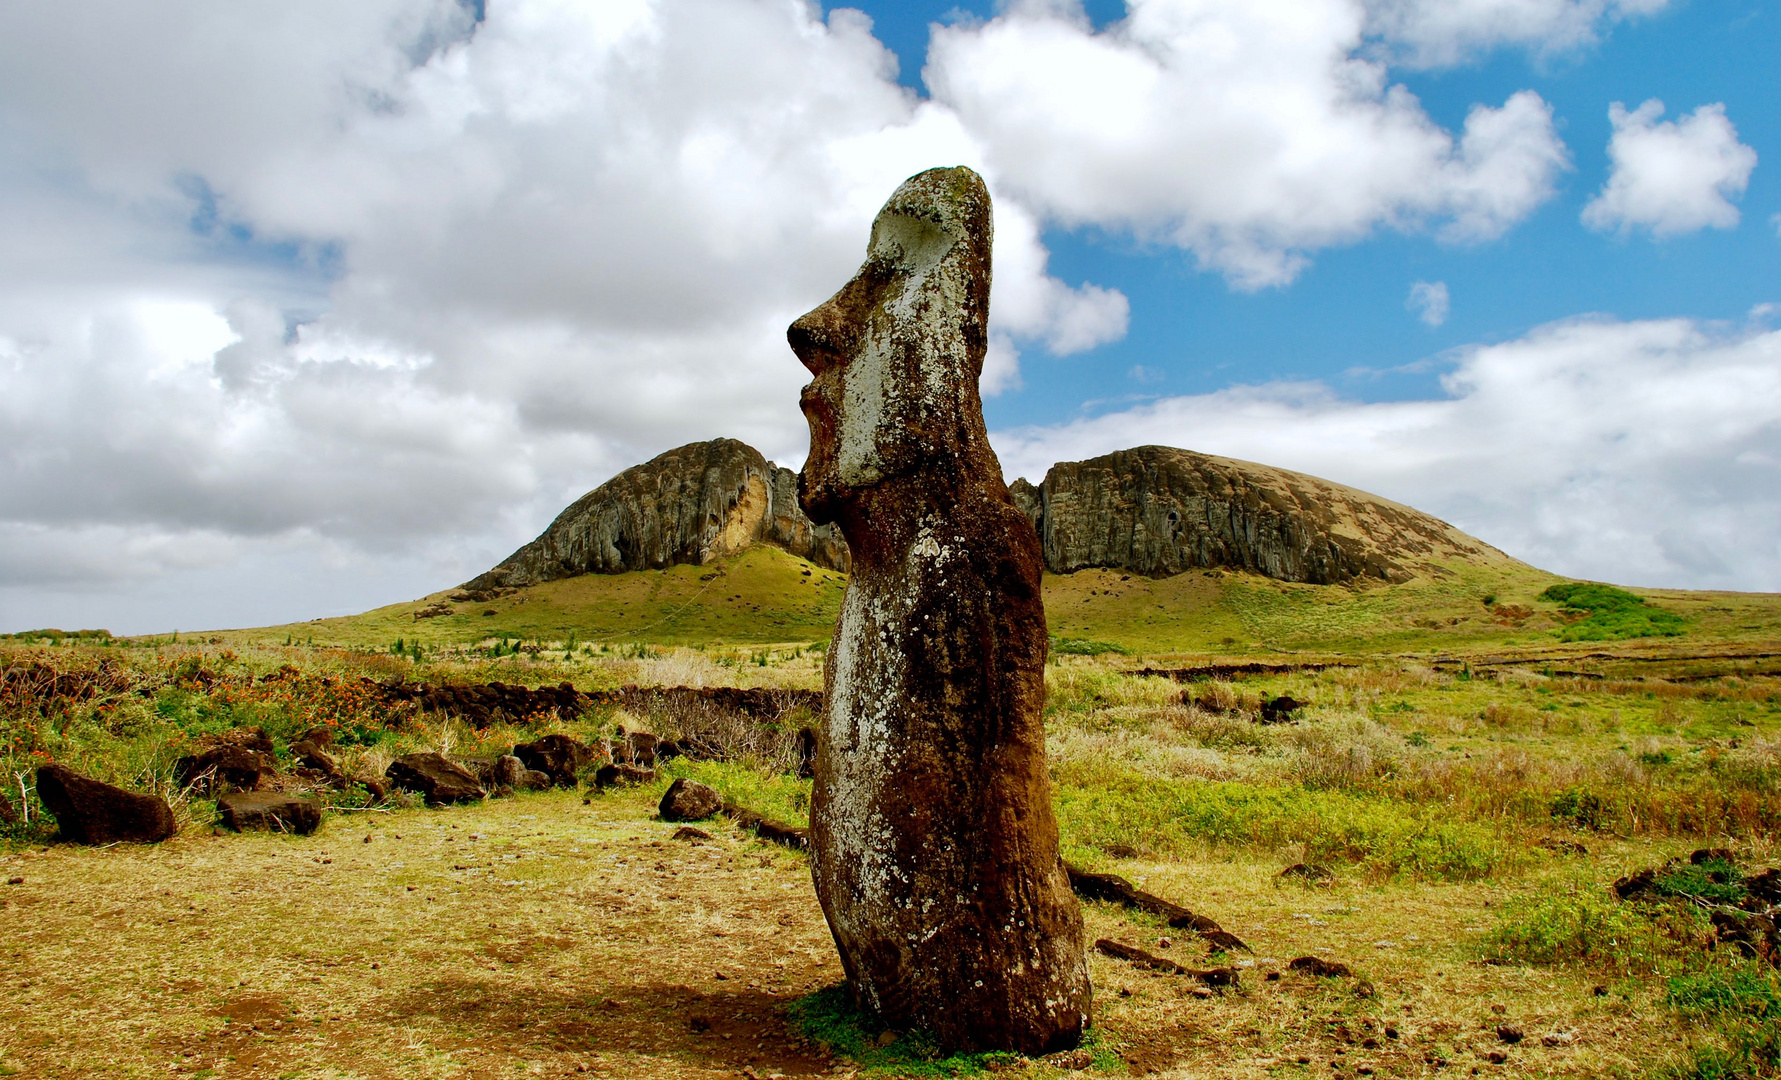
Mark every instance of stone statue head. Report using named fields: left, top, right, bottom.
left=789, top=166, right=994, bottom=526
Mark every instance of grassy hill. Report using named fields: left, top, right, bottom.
left=216, top=544, right=1781, bottom=660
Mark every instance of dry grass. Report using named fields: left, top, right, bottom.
left=0, top=784, right=1722, bottom=1080
left=7, top=639, right=1781, bottom=1078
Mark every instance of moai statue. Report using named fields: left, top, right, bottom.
left=788, top=166, right=1091, bottom=1054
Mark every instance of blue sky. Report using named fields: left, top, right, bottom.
left=852, top=0, right=1780, bottom=426
left=0, top=0, right=1777, bottom=633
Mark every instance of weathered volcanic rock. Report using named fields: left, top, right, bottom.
left=1011, top=446, right=1500, bottom=584
left=789, top=166, right=1090, bottom=1054
left=34, top=764, right=177, bottom=844
left=174, top=745, right=280, bottom=795
left=217, top=791, right=322, bottom=835
left=513, top=734, right=599, bottom=788
left=466, top=438, right=848, bottom=590
left=593, top=763, right=654, bottom=789
left=658, top=778, right=722, bottom=822
left=385, top=753, right=485, bottom=804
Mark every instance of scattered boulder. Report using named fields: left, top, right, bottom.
left=1497, top=1026, right=1524, bottom=1045
left=659, top=778, right=722, bottom=822
left=289, top=738, right=345, bottom=785
left=1288, top=956, right=1353, bottom=978
left=1712, top=909, right=1780, bottom=963
left=494, top=755, right=551, bottom=791
left=217, top=792, right=322, bottom=835
left=1258, top=695, right=1305, bottom=724
left=593, top=763, right=655, bottom=789
left=1278, top=862, right=1335, bottom=883
left=1611, top=867, right=1658, bottom=901
left=613, top=728, right=661, bottom=767
left=1066, top=863, right=1246, bottom=947
left=514, top=734, right=599, bottom=787
left=369, top=679, right=592, bottom=729
left=174, top=728, right=279, bottom=794
left=384, top=753, right=485, bottom=805
left=722, top=800, right=807, bottom=851
left=34, top=763, right=177, bottom=844
left=672, top=826, right=714, bottom=842
left=1093, top=939, right=1239, bottom=987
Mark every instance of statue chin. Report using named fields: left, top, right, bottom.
left=796, top=468, right=843, bottom=527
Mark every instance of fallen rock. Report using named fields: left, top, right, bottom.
left=1745, top=868, right=1781, bottom=905
left=1611, top=867, right=1659, bottom=901
left=1712, top=908, right=1780, bottom=963
left=722, top=800, right=808, bottom=851
left=1258, top=695, right=1305, bottom=724
left=613, top=728, right=661, bottom=767
left=593, top=763, right=655, bottom=789
left=289, top=738, right=345, bottom=784
left=1066, top=864, right=1247, bottom=948
left=1093, top=939, right=1239, bottom=987
left=217, top=791, right=322, bottom=835
left=34, top=763, right=177, bottom=844
left=1692, top=848, right=1738, bottom=865
left=384, top=753, right=485, bottom=805
left=174, top=742, right=279, bottom=795
left=370, top=679, right=592, bottom=730
left=1278, top=862, right=1335, bottom=882
left=1288, top=956, right=1352, bottom=978
left=514, top=734, right=599, bottom=787
left=672, top=826, right=714, bottom=842
left=1497, top=1026, right=1524, bottom=1045
left=495, top=755, right=551, bottom=791
left=659, top=778, right=722, bottom=822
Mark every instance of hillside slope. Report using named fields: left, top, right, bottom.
left=468, top=439, right=1514, bottom=593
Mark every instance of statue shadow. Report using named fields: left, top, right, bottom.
left=382, top=974, right=833, bottom=1075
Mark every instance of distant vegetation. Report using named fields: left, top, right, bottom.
left=1539, top=582, right=1686, bottom=641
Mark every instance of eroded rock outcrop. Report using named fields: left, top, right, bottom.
left=1012, top=446, right=1500, bottom=584
left=791, top=166, right=1090, bottom=1054
left=467, top=438, right=847, bottom=590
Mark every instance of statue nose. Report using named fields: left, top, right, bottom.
left=788, top=302, right=849, bottom=376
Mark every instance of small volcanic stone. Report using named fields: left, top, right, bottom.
left=658, top=778, right=722, bottom=822
left=217, top=791, right=322, bottom=835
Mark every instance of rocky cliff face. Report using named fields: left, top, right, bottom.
left=467, top=438, right=847, bottom=590
left=470, top=439, right=1499, bottom=589
left=1013, top=445, right=1500, bottom=584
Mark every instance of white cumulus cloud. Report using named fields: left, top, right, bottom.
left=1408, top=281, right=1450, bottom=326
left=928, top=0, right=1571, bottom=289
left=994, top=316, right=1781, bottom=591
left=1362, top=0, right=1673, bottom=68
left=1582, top=100, right=1758, bottom=238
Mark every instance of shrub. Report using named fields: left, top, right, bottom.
left=1481, top=879, right=1707, bottom=969
left=1052, top=637, right=1131, bottom=656
left=1539, top=582, right=1685, bottom=641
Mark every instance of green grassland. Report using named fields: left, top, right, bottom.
left=210, top=543, right=1781, bottom=661
left=10, top=550, right=1781, bottom=1077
